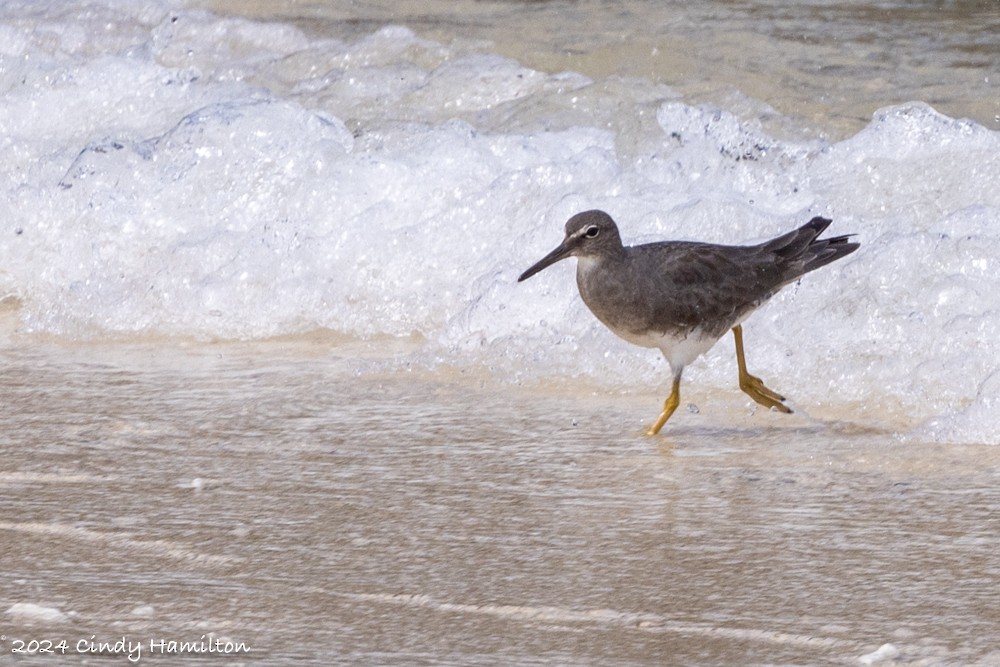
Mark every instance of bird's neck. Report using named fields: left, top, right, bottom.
left=575, top=254, right=603, bottom=276
left=576, top=246, right=626, bottom=273
left=575, top=248, right=628, bottom=287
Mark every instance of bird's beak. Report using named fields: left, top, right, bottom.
left=517, top=238, right=575, bottom=282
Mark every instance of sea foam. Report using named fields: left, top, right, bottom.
left=1, top=2, right=998, bottom=441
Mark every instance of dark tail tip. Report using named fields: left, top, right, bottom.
left=804, top=233, right=860, bottom=272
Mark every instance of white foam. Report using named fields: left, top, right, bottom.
left=339, top=591, right=853, bottom=651
left=131, top=604, right=155, bottom=617
left=859, top=643, right=900, bottom=665
left=0, top=521, right=239, bottom=566
left=6, top=602, right=70, bottom=625
left=1, top=4, right=998, bottom=442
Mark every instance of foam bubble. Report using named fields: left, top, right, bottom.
left=6, top=602, right=70, bottom=625
left=859, top=643, right=900, bottom=665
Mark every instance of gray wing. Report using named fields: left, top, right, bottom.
left=581, top=218, right=857, bottom=340
left=629, top=217, right=858, bottom=337
left=628, top=241, right=787, bottom=337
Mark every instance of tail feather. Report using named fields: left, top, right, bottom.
left=763, top=216, right=859, bottom=279
left=761, top=216, right=831, bottom=257
left=803, top=232, right=859, bottom=273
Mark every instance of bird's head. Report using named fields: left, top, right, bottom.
left=517, top=210, right=624, bottom=282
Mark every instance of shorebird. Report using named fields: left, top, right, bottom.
left=518, top=210, right=859, bottom=434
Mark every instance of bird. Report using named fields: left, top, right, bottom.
left=517, top=209, right=859, bottom=434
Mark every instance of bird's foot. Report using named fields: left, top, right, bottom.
left=738, top=372, right=793, bottom=413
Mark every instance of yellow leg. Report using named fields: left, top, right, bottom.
left=647, top=374, right=682, bottom=436
left=733, top=325, right=792, bottom=413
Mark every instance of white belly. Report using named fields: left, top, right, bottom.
left=615, top=327, right=721, bottom=372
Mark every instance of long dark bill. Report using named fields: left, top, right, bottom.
left=517, top=240, right=574, bottom=282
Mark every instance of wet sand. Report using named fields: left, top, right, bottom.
left=2, top=342, right=998, bottom=665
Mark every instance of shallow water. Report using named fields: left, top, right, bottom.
left=2, top=342, right=999, bottom=665
left=204, top=0, right=1000, bottom=140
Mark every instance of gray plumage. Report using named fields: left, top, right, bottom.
left=518, top=209, right=859, bottom=432
left=567, top=211, right=857, bottom=340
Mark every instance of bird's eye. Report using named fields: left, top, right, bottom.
left=584, top=225, right=600, bottom=238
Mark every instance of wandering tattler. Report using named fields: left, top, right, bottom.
left=518, top=210, right=859, bottom=434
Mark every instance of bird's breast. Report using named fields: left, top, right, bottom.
left=575, top=257, right=665, bottom=342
